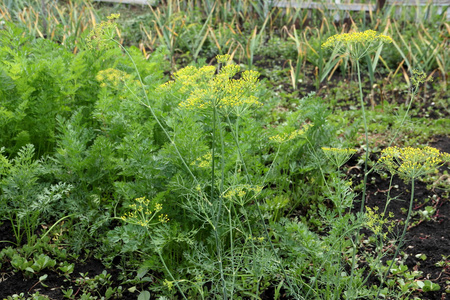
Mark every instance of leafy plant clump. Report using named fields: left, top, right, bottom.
left=0, top=3, right=449, bottom=300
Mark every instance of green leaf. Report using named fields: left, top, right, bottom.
left=138, top=291, right=151, bottom=300
left=422, top=280, right=440, bottom=292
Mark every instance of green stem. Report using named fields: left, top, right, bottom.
left=10, top=214, right=22, bottom=245
left=388, top=90, right=416, bottom=148
left=228, top=204, right=236, bottom=297
left=356, top=59, right=370, bottom=213
left=40, top=214, right=76, bottom=240
left=224, top=115, right=304, bottom=298
left=157, top=251, right=188, bottom=300
left=211, top=106, right=227, bottom=300
left=376, top=178, right=415, bottom=298
left=348, top=59, right=370, bottom=297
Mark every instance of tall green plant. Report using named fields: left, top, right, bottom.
left=376, top=146, right=450, bottom=297
left=92, top=14, right=316, bottom=293
left=322, top=29, right=393, bottom=297
left=322, top=29, right=393, bottom=210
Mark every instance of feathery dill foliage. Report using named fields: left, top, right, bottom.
left=365, top=206, right=395, bottom=241
left=322, top=30, right=393, bottom=59
left=378, top=146, right=450, bottom=182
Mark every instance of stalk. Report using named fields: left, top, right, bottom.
left=376, top=178, right=415, bottom=298
left=387, top=88, right=416, bottom=148
left=356, top=59, right=370, bottom=213
left=157, top=251, right=188, bottom=300
left=348, top=59, right=370, bottom=297
left=211, top=105, right=227, bottom=300
left=224, top=115, right=304, bottom=299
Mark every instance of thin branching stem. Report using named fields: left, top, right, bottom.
left=111, top=39, right=198, bottom=184
left=376, top=178, right=415, bottom=298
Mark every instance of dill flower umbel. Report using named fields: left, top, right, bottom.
left=87, top=14, right=120, bottom=51
left=191, top=152, right=213, bottom=169
left=159, top=55, right=262, bottom=115
left=365, top=206, right=395, bottom=241
left=216, top=54, right=231, bottom=64
left=322, top=147, right=357, bottom=168
left=121, top=197, right=169, bottom=227
left=378, top=146, right=450, bottom=182
left=223, top=184, right=263, bottom=206
left=270, top=124, right=312, bottom=144
left=322, top=30, right=393, bottom=60
left=411, top=69, right=432, bottom=94
left=96, top=68, right=134, bottom=87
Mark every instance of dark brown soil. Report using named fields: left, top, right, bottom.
left=0, top=245, right=137, bottom=299
left=349, top=134, right=450, bottom=300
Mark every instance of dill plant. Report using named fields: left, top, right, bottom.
left=155, top=54, right=309, bottom=298
left=322, top=29, right=393, bottom=211
left=90, top=16, right=312, bottom=294
left=375, top=146, right=450, bottom=297
left=320, top=30, right=447, bottom=298
left=321, top=30, right=394, bottom=297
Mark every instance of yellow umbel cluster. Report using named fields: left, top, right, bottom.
left=87, top=14, right=120, bottom=51
left=378, top=146, right=450, bottom=182
left=121, top=197, right=169, bottom=227
left=322, top=147, right=357, bottom=168
left=191, top=152, right=213, bottom=169
left=270, top=124, right=311, bottom=144
left=322, top=30, right=393, bottom=60
left=365, top=206, right=395, bottom=241
left=158, top=55, right=262, bottom=115
left=96, top=68, right=135, bottom=88
left=223, top=184, right=263, bottom=206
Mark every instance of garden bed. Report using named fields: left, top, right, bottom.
left=0, top=1, right=449, bottom=299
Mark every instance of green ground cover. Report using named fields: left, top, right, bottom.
left=0, top=1, right=449, bottom=299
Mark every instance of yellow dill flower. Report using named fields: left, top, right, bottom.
left=365, top=206, right=395, bottom=240
left=223, top=184, right=263, bottom=206
left=248, top=236, right=265, bottom=243
left=173, top=65, right=216, bottom=94
left=107, top=13, right=120, bottom=20
left=322, top=30, right=393, bottom=60
left=411, top=69, right=432, bottom=94
left=159, top=55, right=261, bottom=114
left=322, top=147, right=357, bottom=168
left=155, top=203, right=163, bottom=211
left=121, top=197, right=169, bottom=227
left=86, top=15, right=119, bottom=51
left=96, top=68, right=134, bottom=88
left=378, top=146, right=449, bottom=182
left=270, top=124, right=311, bottom=144
left=158, top=214, right=169, bottom=223
left=216, top=54, right=231, bottom=64
left=191, top=152, right=213, bottom=168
